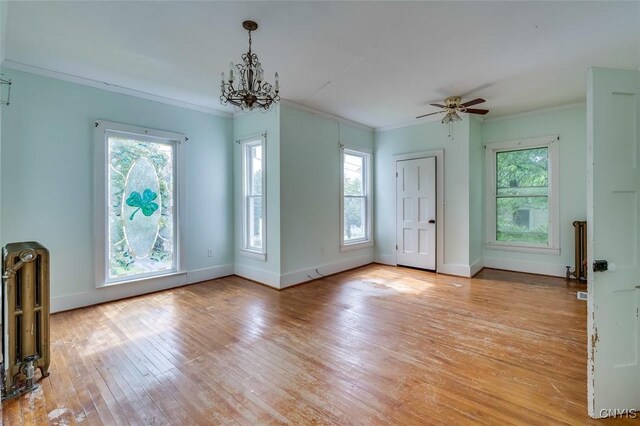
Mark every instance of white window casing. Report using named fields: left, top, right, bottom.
left=485, top=135, right=560, bottom=255
left=341, top=147, right=373, bottom=251
left=94, top=120, right=186, bottom=287
left=239, top=135, right=267, bottom=261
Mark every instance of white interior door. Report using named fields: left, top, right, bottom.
left=587, top=67, right=640, bottom=418
left=396, top=157, right=436, bottom=270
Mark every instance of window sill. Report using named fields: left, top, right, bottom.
left=98, top=271, right=185, bottom=288
left=239, top=249, right=267, bottom=261
left=485, top=243, right=560, bottom=256
left=340, top=240, right=374, bottom=253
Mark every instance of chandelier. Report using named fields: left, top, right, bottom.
left=220, top=21, right=280, bottom=111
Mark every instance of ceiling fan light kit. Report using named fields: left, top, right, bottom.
left=416, top=96, right=489, bottom=138
left=220, top=20, right=280, bottom=111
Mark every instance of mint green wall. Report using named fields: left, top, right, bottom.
left=375, top=118, right=472, bottom=274
left=0, top=0, right=6, bottom=245
left=375, top=106, right=586, bottom=278
left=233, top=106, right=282, bottom=285
left=233, top=105, right=374, bottom=287
left=469, top=117, right=483, bottom=269
left=279, top=105, right=374, bottom=279
left=482, top=104, right=587, bottom=276
left=1, top=69, right=233, bottom=305
left=0, top=0, right=6, bottom=64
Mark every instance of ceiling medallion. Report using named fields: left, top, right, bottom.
left=220, top=20, right=280, bottom=111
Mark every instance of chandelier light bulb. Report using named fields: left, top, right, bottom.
left=228, top=62, right=235, bottom=82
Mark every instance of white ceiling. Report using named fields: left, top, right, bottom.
left=4, top=1, right=640, bottom=128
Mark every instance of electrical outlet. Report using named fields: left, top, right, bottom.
left=207, top=249, right=214, bottom=257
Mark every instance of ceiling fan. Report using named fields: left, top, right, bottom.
left=416, top=96, right=489, bottom=123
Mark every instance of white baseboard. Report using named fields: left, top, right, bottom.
left=51, top=264, right=234, bottom=313
left=51, top=272, right=187, bottom=313
left=186, top=264, right=234, bottom=284
left=234, top=263, right=281, bottom=289
left=482, top=257, right=566, bottom=278
left=280, top=254, right=374, bottom=288
left=439, top=263, right=472, bottom=277
left=375, top=254, right=395, bottom=266
left=470, top=258, right=484, bottom=276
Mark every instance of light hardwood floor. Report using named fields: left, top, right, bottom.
left=1, top=264, right=631, bottom=425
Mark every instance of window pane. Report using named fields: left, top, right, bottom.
left=108, top=135, right=175, bottom=280
left=344, top=153, right=364, bottom=196
left=344, top=196, right=366, bottom=241
left=496, top=196, right=548, bottom=244
left=496, top=148, right=548, bottom=196
left=250, top=144, right=262, bottom=196
left=248, top=196, right=263, bottom=249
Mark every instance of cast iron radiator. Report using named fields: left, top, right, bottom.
left=566, top=221, right=587, bottom=281
left=1, top=241, right=50, bottom=399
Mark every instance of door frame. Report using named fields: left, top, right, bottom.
left=393, top=149, right=444, bottom=271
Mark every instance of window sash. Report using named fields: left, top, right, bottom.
left=246, top=194, right=263, bottom=251
left=94, top=121, right=185, bottom=288
left=105, top=132, right=179, bottom=283
left=241, top=136, right=266, bottom=256
left=341, top=148, right=372, bottom=248
left=343, top=195, right=368, bottom=243
left=485, top=136, right=559, bottom=253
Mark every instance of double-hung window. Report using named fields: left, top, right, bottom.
left=95, top=121, right=184, bottom=286
left=241, top=136, right=266, bottom=259
left=341, top=148, right=373, bottom=250
left=485, top=136, right=559, bottom=254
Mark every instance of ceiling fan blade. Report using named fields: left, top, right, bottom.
left=464, top=108, right=489, bottom=115
left=429, top=103, right=445, bottom=108
left=460, top=98, right=486, bottom=108
left=416, top=111, right=442, bottom=119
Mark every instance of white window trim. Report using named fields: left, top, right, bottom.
left=340, top=147, right=373, bottom=252
left=485, top=135, right=560, bottom=255
left=94, top=120, right=187, bottom=288
left=240, top=135, right=267, bottom=261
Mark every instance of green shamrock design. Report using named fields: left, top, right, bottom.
left=126, top=189, right=159, bottom=220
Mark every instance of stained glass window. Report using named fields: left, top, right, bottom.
left=107, top=132, right=176, bottom=281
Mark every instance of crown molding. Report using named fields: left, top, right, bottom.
left=375, top=101, right=585, bottom=133
left=1, top=60, right=232, bottom=118
left=482, top=101, right=585, bottom=123
left=375, top=113, right=450, bottom=133
left=278, top=99, right=373, bottom=132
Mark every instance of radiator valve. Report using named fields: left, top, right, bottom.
left=20, top=355, right=40, bottom=392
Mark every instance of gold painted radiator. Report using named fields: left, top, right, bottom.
left=1, top=241, right=50, bottom=398
left=567, top=221, right=587, bottom=281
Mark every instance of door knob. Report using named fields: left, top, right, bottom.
left=428, top=219, right=436, bottom=224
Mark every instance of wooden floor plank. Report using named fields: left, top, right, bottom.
left=3, top=265, right=629, bottom=424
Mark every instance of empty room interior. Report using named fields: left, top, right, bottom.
left=1, top=1, right=640, bottom=424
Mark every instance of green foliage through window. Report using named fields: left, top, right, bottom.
left=343, top=152, right=368, bottom=242
left=495, top=148, right=549, bottom=244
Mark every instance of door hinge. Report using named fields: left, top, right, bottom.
left=396, top=172, right=398, bottom=178
left=396, top=245, right=398, bottom=250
